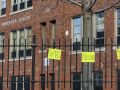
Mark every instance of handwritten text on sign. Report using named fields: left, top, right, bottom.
left=48, top=48, right=61, bottom=60
left=116, top=49, right=120, bottom=59
left=82, top=52, right=95, bottom=62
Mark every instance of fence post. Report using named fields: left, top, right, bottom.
left=31, top=35, right=36, bottom=90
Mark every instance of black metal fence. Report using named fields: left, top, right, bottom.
left=0, top=35, right=120, bottom=90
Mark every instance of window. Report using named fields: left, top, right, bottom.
left=10, top=75, right=30, bottom=90
left=0, top=0, right=6, bottom=15
left=10, top=27, right=32, bottom=58
left=41, top=74, right=45, bottom=90
left=71, top=16, right=82, bottom=51
left=11, top=0, right=32, bottom=12
left=0, top=33, right=5, bottom=60
left=72, top=73, right=81, bottom=90
left=0, top=77, right=2, bottom=90
left=117, top=9, right=120, bottom=44
left=50, top=74, right=55, bottom=90
left=93, top=72, right=103, bottom=90
left=117, top=70, right=120, bottom=90
left=51, top=20, right=56, bottom=45
left=95, top=12, right=104, bottom=47
left=41, top=23, right=46, bottom=49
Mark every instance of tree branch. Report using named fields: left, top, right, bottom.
left=61, top=0, right=72, bottom=4
left=93, top=0, right=120, bottom=14
left=86, top=0, right=96, bottom=11
left=69, top=0, right=83, bottom=7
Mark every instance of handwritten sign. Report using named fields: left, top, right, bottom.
left=82, top=52, right=95, bottom=62
left=48, top=48, right=61, bottom=60
left=116, top=49, right=120, bottom=59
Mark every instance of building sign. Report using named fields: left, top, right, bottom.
left=1, top=16, right=30, bottom=26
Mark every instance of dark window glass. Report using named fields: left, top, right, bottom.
left=18, top=76, right=23, bottom=90
left=0, top=77, right=2, bottom=90
left=27, top=0, right=32, bottom=7
left=11, top=76, right=16, bottom=90
left=97, top=31, right=104, bottom=38
left=94, top=72, right=103, bottom=90
left=25, top=76, right=30, bottom=90
left=117, top=70, right=120, bottom=90
left=41, top=74, right=45, bottom=90
left=51, top=74, right=55, bottom=90
left=72, top=73, right=81, bottom=90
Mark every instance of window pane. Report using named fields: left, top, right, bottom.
left=20, top=30, right=24, bottom=36
left=96, top=22, right=104, bottom=30
left=27, top=29, right=32, bottom=35
left=2, top=2, right=6, bottom=8
left=27, top=36, right=31, bottom=43
left=74, top=18, right=81, bottom=26
left=118, top=27, right=120, bottom=35
left=13, top=32, right=17, bottom=38
left=74, top=34, right=81, bottom=42
left=97, top=13, right=104, bottom=21
left=118, top=9, right=120, bottom=17
left=97, top=31, right=104, bottom=38
left=18, top=76, right=23, bottom=90
left=2, top=0, right=6, bottom=2
left=118, top=18, right=120, bottom=26
left=74, top=26, right=81, bottom=34
left=14, top=0, right=18, bottom=4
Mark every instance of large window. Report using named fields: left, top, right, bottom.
left=72, top=16, right=82, bottom=51
left=0, top=0, right=6, bottom=15
left=41, top=23, right=46, bottom=50
left=51, top=20, right=56, bottom=45
left=11, top=0, right=32, bottom=12
left=95, top=12, right=104, bottom=47
left=10, top=27, right=32, bottom=58
left=11, top=75, right=30, bottom=90
left=72, top=73, right=81, bottom=90
left=117, top=9, right=120, bottom=44
left=93, top=72, right=103, bottom=90
left=0, top=33, right=5, bottom=60
left=117, top=70, right=120, bottom=90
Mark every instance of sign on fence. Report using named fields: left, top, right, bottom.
left=116, top=49, right=120, bottom=59
left=82, top=52, right=95, bottom=62
left=48, top=48, right=61, bottom=60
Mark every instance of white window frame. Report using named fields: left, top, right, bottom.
left=51, top=21, right=56, bottom=44
left=11, top=0, right=32, bottom=13
left=0, top=0, right=6, bottom=16
left=10, top=27, right=32, bottom=59
left=71, top=16, right=83, bottom=52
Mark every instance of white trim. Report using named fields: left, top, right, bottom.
left=9, top=56, right=32, bottom=61
left=0, top=60, right=5, bottom=62
left=70, top=50, right=82, bottom=54
left=0, top=14, right=6, bottom=18
left=39, top=50, right=46, bottom=53
left=10, top=6, right=33, bottom=15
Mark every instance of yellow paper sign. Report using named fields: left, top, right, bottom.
left=48, top=48, right=61, bottom=60
left=116, top=49, right=120, bottom=59
left=82, top=52, right=95, bottom=62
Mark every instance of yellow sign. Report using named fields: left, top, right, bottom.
left=48, top=48, right=61, bottom=60
left=116, top=49, right=120, bottom=59
left=82, top=52, right=95, bottom=62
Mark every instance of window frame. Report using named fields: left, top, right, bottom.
left=0, top=0, right=6, bottom=15
left=10, top=27, right=32, bottom=59
left=11, top=0, right=32, bottom=12
left=71, top=16, right=83, bottom=51
left=93, top=12, right=104, bottom=48
left=0, top=33, right=5, bottom=60
left=10, top=75, right=30, bottom=90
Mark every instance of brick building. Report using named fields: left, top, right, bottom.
left=0, top=0, right=120, bottom=90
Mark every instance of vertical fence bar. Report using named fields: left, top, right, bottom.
left=41, top=39, right=43, bottom=74
left=47, top=39, right=49, bottom=88
left=64, top=38, right=66, bottom=88
left=53, top=39, right=55, bottom=73
left=13, top=39, right=15, bottom=86
left=18, top=39, right=21, bottom=90
left=1, top=39, right=4, bottom=90
left=117, top=36, right=119, bottom=90
left=70, top=38, right=72, bottom=88
left=31, top=35, right=36, bottom=90
left=111, top=38, right=113, bottom=88
left=24, top=39, right=26, bottom=89
left=58, top=38, right=60, bottom=88
left=7, top=39, right=9, bottom=88
left=105, top=38, right=107, bottom=88
left=93, top=38, right=95, bottom=71
left=75, top=38, right=78, bottom=90
left=82, top=38, right=83, bottom=89
left=87, top=38, right=89, bottom=90
left=99, top=39, right=101, bottom=89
